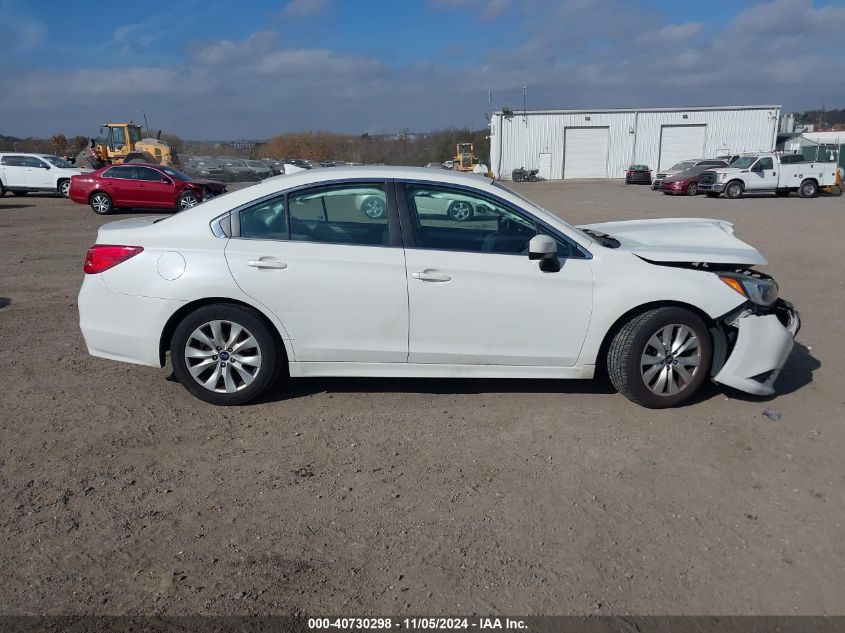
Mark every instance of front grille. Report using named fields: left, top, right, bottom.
left=656, top=173, right=667, bottom=179
left=699, top=171, right=716, bottom=186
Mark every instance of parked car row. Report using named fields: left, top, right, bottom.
left=0, top=152, right=92, bottom=198
left=626, top=152, right=839, bottom=199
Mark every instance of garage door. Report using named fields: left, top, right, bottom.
left=564, top=127, right=609, bottom=179
left=659, top=125, right=706, bottom=171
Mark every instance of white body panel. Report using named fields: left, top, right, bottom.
left=76, top=166, right=797, bottom=401
left=704, top=154, right=838, bottom=192
left=0, top=153, right=90, bottom=192
left=403, top=248, right=593, bottom=366
left=224, top=240, right=409, bottom=362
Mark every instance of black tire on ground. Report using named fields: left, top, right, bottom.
left=798, top=179, right=818, bottom=198
left=725, top=181, right=743, bottom=199
left=513, top=173, right=523, bottom=182
left=12, top=191, right=28, bottom=197
left=528, top=174, right=539, bottom=182
left=58, top=179, right=71, bottom=198
left=705, top=192, right=720, bottom=198
left=170, top=303, right=281, bottom=406
left=89, top=192, right=113, bottom=215
left=686, top=183, right=698, bottom=196
left=607, top=307, right=713, bottom=409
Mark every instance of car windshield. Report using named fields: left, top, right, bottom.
left=42, top=155, right=74, bottom=168
left=669, top=161, right=696, bottom=171
left=247, top=161, right=267, bottom=168
left=159, top=167, right=190, bottom=181
left=732, top=156, right=758, bottom=169
left=680, top=165, right=709, bottom=176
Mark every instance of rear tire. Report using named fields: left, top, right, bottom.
left=798, top=179, right=818, bottom=198
left=170, top=303, right=281, bottom=406
left=90, top=192, right=113, bottom=215
left=725, top=181, right=743, bottom=199
left=607, top=307, right=712, bottom=408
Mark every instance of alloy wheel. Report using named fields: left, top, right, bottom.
left=179, top=193, right=200, bottom=210
left=184, top=320, right=262, bottom=393
left=60, top=181, right=71, bottom=197
left=640, top=324, right=702, bottom=397
left=91, top=194, right=110, bottom=214
left=449, top=201, right=472, bottom=221
left=361, top=197, right=386, bottom=219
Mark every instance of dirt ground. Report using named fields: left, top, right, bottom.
left=1, top=180, right=843, bottom=616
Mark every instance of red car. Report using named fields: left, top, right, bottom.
left=69, top=163, right=227, bottom=215
left=659, top=163, right=725, bottom=196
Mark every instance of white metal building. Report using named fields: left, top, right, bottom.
left=489, top=105, right=781, bottom=180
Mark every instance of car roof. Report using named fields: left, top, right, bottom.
left=106, top=162, right=166, bottom=169
left=263, top=165, right=490, bottom=187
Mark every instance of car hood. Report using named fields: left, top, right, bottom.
left=188, top=179, right=226, bottom=189
left=577, top=218, right=767, bottom=265
left=706, top=167, right=744, bottom=175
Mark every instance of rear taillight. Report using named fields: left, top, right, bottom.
left=84, top=245, right=143, bottom=274
left=626, top=170, right=633, bottom=175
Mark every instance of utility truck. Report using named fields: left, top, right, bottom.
left=698, top=153, right=838, bottom=199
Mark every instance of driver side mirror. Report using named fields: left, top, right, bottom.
left=528, top=234, right=557, bottom=260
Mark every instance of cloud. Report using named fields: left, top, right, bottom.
left=0, top=0, right=843, bottom=138
left=281, top=0, right=331, bottom=17
left=0, top=14, right=46, bottom=52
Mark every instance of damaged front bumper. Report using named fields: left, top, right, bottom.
left=712, top=299, right=800, bottom=396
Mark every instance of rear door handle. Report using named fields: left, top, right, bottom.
left=248, top=258, right=287, bottom=270
left=412, top=269, right=451, bottom=282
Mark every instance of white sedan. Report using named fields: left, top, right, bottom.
left=78, top=166, right=799, bottom=408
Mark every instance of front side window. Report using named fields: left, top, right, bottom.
left=288, top=183, right=389, bottom=247
left=757, top=157, right=774, bottom=170
left=405, top=185, right=574, bottom=256
left=240, top=196, right=287, bottom=240
left=135, top=167, right=164, bottom=182
left=42, top=155, right=74, bottom=168
left=128, top=127, right=142, bottom=143
left=24, top=156, right=48, bottom=168
left=108, top=127, right=127, bottom=150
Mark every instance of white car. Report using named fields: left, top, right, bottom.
left=0, top=153, right=92, bottom=198
left=78, top=167, right=799, bottom=408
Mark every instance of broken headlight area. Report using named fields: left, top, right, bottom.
left=717, top=268, right=778, bottom=306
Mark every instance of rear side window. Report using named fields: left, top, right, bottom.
left=239, top=196, right=287, bottom=240
left=1, top=155, right=26, bottom=166
left=288, top=184, right=389, bottom=247
left=102, top=166, right=135, bottom=179
left=24, top=156, right=48, bottom=168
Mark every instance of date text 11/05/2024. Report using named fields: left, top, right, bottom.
left=308, top=617, right=528, bottom=630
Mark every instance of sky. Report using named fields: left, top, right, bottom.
left=1, top=0, right=843, bottom=139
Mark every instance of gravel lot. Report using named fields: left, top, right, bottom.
left=1, top=180, right=843, bottom=616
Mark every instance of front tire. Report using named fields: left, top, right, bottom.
left=177, top=190, right=200, bottom=211
left=58, top=179, right=71, bottom=198
left=798, top=179, right=818, bottom=198
left=686, top=183, right=698, bottom=196
left=607, top=307, right=712, bottom=408
left=170, top=304, right=280, bottom=405
left=725, top=181, right=743, bottom=199
left=90, top=192, right=113, bottom=215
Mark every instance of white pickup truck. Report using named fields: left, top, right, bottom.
left=698, top=153, right=839, bottom=199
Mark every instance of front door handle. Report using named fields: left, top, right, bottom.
left=248, top=258, right=287, bottom=270
left=412, top=269, right=451, bottom=282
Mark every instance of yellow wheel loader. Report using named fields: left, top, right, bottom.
left=75, top=123, right=179, bottom=169
left=453, top=143, right=477, bottom=171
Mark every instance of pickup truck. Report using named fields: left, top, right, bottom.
left=698, top=153, right=838, bottom=199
